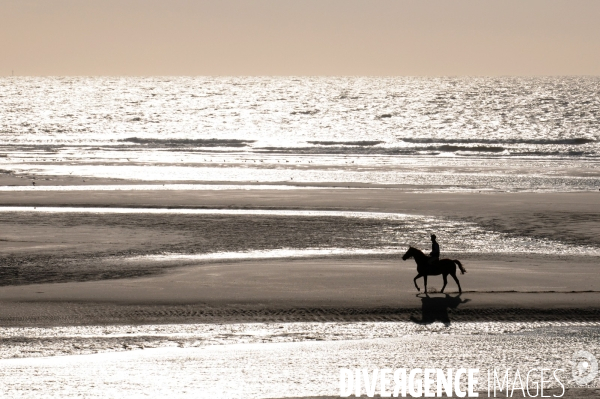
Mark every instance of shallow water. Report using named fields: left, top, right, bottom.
left=1, top=321, right=597, bottom=359
left=1, top=207, right=598, bottom=257
left=0, top=322, right=598, bottom=398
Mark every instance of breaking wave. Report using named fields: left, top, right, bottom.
left=398, top=137, right=596, bottom=145
left=256, top=146, right=597, bottom=156
left=256, top=146, right=507, bottom=155
left=120, top=137, right=256, bottom=147
left=307, top=140, right=384, bottom=146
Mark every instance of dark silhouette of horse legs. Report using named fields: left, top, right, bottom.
left=441, top=274, right=448, bottom=292
left=415, top=271, right=463, bottom=294
left=413, top=273, right=423, bottom=291
left=440, top=272, right=462, bottom=293
left=450, top=272, right=462, bottom=293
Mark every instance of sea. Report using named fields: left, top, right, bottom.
left=0, top=76, right=599, bottom=191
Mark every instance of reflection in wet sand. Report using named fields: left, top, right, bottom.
left=411, top=294, right=471, bottom=326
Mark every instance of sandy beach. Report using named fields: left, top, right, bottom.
left=1, top=179, right=599, bottom=397
left=0, top=180, right=599, bottom=326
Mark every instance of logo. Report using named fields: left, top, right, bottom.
left=571, top=350, right=598, bottom=385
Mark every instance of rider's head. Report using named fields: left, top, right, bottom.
left=431, top=234, right=437, bottom=241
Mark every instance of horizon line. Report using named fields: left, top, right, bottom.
left=4, top=74, right=600, bottom=78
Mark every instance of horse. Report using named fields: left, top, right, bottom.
left=401, top=246, right=466, bottom=294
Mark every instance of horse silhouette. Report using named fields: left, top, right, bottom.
left=402, top=246, right=466, bottom=294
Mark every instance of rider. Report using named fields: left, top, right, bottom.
left=429, top=234, right=440, bottom=265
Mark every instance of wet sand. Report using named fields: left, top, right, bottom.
left=0, top=259, right=599, bottom=325
left=0, top=184, right=598, bottom=244
left=0, top=182, right=599, bottom=325
left=1, top=180, right=599, bottom=398
left=1, top=333, right=599, bottom=398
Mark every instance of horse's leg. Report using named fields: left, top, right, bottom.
left=413, top=274, right=422, bottom=291
left=451, top=272, right=462, bottom=294
left=423, top=275, right=428, bottom=293
left=441, top=274, right=448, bottom=293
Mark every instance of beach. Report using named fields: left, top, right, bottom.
left=1, top=76, right=599, bottom=397
left=0, top=184, right=599, bottom=396
left=0, top=185, right=599, bottom=324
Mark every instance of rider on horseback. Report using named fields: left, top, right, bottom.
left=403, top=244, right=466, bottom=294
left=429, top=234, right=440, bottom=265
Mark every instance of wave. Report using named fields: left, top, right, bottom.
left=257, top=145, right=506, bottom=154
left=436, top=145, right=505, bottom=153
left=256, top=145, right=598, bottom=156
left=307, top=140, right=384, bottom=146
left=290, top=109, right=319, bottom=115
left=120, top=137, right=255, bottom=147
left=3, top=137, right=597, bottom=158
left=398, top=137, right=596, bottom=145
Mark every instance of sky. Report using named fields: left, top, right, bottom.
left=2, top=0, right=600, bottom=76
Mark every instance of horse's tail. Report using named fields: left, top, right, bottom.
left=454, top=260, right=466, bottom=274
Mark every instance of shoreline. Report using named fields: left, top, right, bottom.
left=2, top=170, right=600, bottom=192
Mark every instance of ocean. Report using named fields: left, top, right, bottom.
left=1, top=76, right=599, bottom=191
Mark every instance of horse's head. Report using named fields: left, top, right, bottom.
left=402, top=246, right=417, bottom=261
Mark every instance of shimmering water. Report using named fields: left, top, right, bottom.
left=1, top=77, right=599, bottom=191
left=2, top=207, right=599, bottom=257
left=0, top=322, right=598, bottom=398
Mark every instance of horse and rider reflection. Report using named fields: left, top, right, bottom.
left=410, top=293, right=470, bottom=325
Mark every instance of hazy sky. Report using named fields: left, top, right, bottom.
left=2, top=0, right=600, bottom=76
